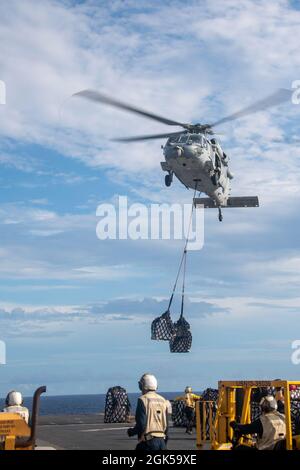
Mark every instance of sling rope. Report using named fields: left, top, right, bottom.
left=151, top=183, right=199, bottom=348
left=167, top=183, right=198, bottom=311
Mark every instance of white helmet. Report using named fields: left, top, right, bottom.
left=6, top=390, right=23, bottom=407
left=185, top=386, right=192, bottom=393
left=260, top=395, right=277, bottom=413
left=139, top=374, right=158, bottom=392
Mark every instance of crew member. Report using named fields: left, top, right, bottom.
left=175, top=387, right=201, bottom=434
left=0, top=391, right=29, bottom=448
left=2, top=391, right=29, bottom=423
left=127, top=373, right=169, bottom=451
left=230, top=395, right=286, bottom=450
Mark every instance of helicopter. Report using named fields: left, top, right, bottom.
left=73, top=88, right=292, bottom=221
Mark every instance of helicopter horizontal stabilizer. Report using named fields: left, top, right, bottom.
left=194, top=196, right=259, bottom=208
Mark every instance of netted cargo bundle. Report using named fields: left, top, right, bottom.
left=151, top=310, right=175, bottom=341
left=201, top=388, right=219, bottom=402
left=291, top=401, right=300, bottom=434
left=290, top=387, right=300, bottom=434
left=200, top=400, right=218, bottom=440
left=171, top=400, right=187, bottom=427
left=104, top=386, right=131, bottom=423
left=250, top=401, right=261, bottom=422
left=152, top=243, right=195, bottom=352
left=169, top=316, right=192, bottom=353
left=250, top=388, right=266, bottom=421
left=291, top=386, right=300, bottom=400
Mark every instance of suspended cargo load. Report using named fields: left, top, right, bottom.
left=151, top=187, right=198, bottom=352
left=151, top=310, right=175, bottom=341
left=169, top=315, right=192, bottom=353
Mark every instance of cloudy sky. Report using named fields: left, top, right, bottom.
left=0, top=0, right=300, bottom=397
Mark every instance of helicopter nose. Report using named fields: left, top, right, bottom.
left=165, top=145, right=183, bottom=159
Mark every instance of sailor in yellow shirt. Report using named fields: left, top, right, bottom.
left=175, top=387, right=201, bottom=434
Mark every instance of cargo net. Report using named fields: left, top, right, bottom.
left=197, top=389, right=219, bottom=440
left=169, top=316, right=192, bottom=353
left=104, top=386, right=131, bottom=423
left=200, top=400, right=218, bottom=440
left=151, top=310, right=175, bottom=341
left=201, top=388, right=219, bottom=402
left=152, top=203, right=196, bottom=353
left=171, top=400, right=189, bottom=427
left=250, top=387, right=273, bottom=421
left=290, top=387, right=300, bottom=434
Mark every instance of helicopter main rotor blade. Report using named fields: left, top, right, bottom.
left=210, top=88, right=292, bottom=128
left=112, top=131, right=185, bottom=142
left=272, top=136, right=300, bottom=144
left=73, top=89, right=189, bottom=128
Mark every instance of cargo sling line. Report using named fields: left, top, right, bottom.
left=151, top=185, right=198, bottom=352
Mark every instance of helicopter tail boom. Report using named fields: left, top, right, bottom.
left=194, top=196, right=259, bottom=208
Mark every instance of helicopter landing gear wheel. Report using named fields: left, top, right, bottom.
left=165, top=173, right=173, bottom=187
left=218, top=208, right=223, bottom=222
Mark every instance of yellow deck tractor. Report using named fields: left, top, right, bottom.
left=0, top=386, right=46, bottom=450
left=196, top=380, right=300, bottom=450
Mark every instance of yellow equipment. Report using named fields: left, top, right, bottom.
left=196, top=380, right=300, bottom=451
left=0, top=386, right=46, bottom=451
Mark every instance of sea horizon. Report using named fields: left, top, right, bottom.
left=0, top=391, right=203, bottom=416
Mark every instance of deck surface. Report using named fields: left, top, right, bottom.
left=37, top=414, right=198, bottom=450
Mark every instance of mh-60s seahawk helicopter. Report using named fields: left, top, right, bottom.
left=74, top=88, right=292, bottom=221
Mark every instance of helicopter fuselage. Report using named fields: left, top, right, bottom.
left=161, top=133, right=233, bottom=206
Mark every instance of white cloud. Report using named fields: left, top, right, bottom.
left=0, top=0, right=298, bottom=186
left=245, top=255, right=300, bottom=287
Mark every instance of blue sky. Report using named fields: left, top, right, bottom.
left=1, top=0, right=300, bottom=397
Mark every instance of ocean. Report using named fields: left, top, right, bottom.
left=0, top=392, right=198, bottom=416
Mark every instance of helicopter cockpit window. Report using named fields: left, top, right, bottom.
left=187, top=134, right=202, bottom=144
left=178, top=135, right=188, bottom=143
left=167, top=136, right=179, bottom=144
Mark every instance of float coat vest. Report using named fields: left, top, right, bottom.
left=257, top=411, right=286, bottom=450
left=2, top=405, right=29, bottom=424
left=184, top=393, right=200, bottom=409
left=139, top=391, right=168, bottom=439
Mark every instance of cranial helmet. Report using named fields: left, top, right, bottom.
left=6, top=390, right=23, bottom=407
left=260, top=395, right=278, bottom=413
left=138, top=374, right=158, bottom=392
